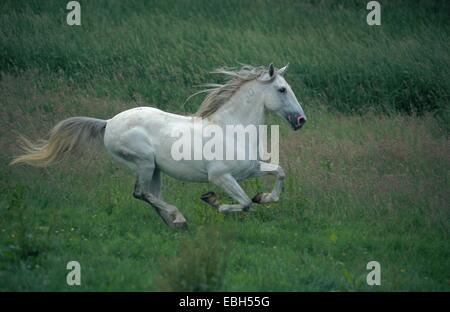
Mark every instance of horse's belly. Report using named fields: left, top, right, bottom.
left=156, top=158, right=209, bottom=182
left=221, top=160, right=259, bottom=181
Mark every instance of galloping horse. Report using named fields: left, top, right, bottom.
left=11, top=64, right=307, bottom=229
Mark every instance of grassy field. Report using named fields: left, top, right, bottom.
left=0, top=0, right=449, bottom=291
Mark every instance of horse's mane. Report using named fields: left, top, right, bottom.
left=192, top=65, right=273, bottom=118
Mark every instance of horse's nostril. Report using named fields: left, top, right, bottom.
left=288, top=113, right=306, bottom=130
left=297, top=115, right=306, bottom=126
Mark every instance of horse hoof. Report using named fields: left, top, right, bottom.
left=201, top=191, right=216, bottom=201
left=172, top=221, right=188, bottom=230
left=200, top=192, right=220, bottom=208
left=171, top=213, right=188, bottom=230
left=252, top=192, right=264, bottom=203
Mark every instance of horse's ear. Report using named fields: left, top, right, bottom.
left=268, top=63, right=275, bottom=77
left=259, top=63, right=276, bottom=82
left=278, top=63, right=289, bottom=76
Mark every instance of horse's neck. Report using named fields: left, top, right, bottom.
left=211, top=82, right=265, bottom=127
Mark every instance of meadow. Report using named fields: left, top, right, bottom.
left=0, top=0, right=449, bottom=291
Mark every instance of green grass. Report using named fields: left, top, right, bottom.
left=0, top=0, right=449, bottom=291
left=1, top=0, right=449, bottom=116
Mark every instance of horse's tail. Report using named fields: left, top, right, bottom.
left=10, top=117, right=107, bottom=167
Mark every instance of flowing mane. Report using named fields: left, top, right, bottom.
left=193, top=65, right=273, bottom=117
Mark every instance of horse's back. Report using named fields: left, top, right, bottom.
left=103, top=106, right=209, bottom=181
left=105, top=106, right=190, bottom=143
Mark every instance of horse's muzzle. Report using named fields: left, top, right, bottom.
left=287, top=113, right=306, bottom=131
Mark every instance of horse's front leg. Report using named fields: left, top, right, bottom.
left=251, top=161, right=285, bottom=204
left=205, top=173, right=252, bottom=213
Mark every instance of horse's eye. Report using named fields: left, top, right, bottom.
left=278, top=87, right=286, bottom=93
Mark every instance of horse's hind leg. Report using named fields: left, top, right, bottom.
left=133, top=162, right=187, bottom=229
left=150, top=167, right=162, bottom=200
left=109, top=128, right=186, bottom=229
left=135, top=188, right=187, bottom=229
left=137, top=166, right=162, bottom=200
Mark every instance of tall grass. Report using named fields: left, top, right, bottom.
left=155, top=225, right=232, bottom=291
left=0, top=0, right=449, bottom=117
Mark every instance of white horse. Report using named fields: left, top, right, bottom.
left=11, top=64, right=306, bottom=229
